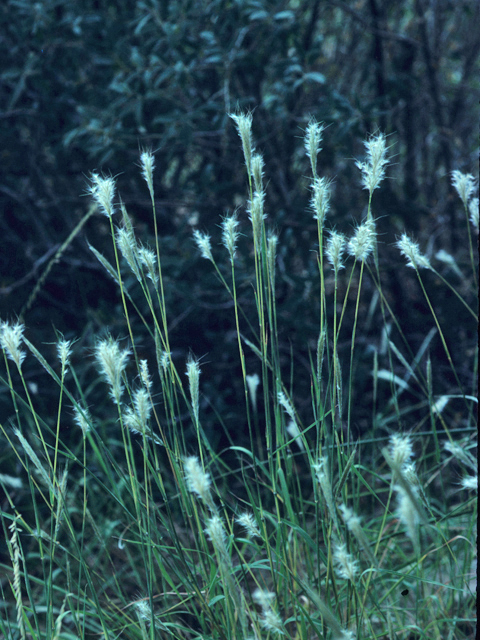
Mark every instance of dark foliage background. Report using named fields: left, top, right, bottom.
left=0, top=0, right=478, bottom=448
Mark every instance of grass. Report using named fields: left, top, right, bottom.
left=0, top=114, right=477, bottom=640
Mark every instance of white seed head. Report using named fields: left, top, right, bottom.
left=135, top=599, right=151, bottom=622
left=186, top=355, right=201, bottom=423
left=432, top=395, right=449, bottom=415
left=184, top=456, right=213, bottom=506
left=138, top=246, right=158, bottom=284
left=57, top=339, right=73, bottom=373
left=236, top=512, right=261, bottom=538
left=333, top=542, right=359, bottom=581
left=469, top=197, right=479, bottom=230
left=451, top=170, right=476, bottom=207
left=261, top=608, right=285, bottom=635
left=339, top=505, right=361, bottom=539
left=253, top=588, right=276, bottom=609
left=193, top=229, right=214, bottom=262
left=94, top=337, right=130, bottom=403
left=390, top=434, right=413, bottom=469
left=396, top=486, right=420, bottom=551
left=221, top=213, right=240, bottom=261
left=326, top=230, right=346, bottom=274
left=140, top=150, right=155, bottom=199
left=310, top=176, right=332, bottom=226
left=403, top=463, right=421, bottom=489
left=248, top=190, right=267, bottom=251
left=397, top=233, right=431, bottom=270
left=461, top=475, right=477, bottom=491
left=0, top=321, right=26, bottom=370
left=230, top=112, right=254, bottom=174
left=356, top=132, right=389, bottom=194
left=116, top=226, right=141, bottom=281
left=348, top=218, right=376, bottom=261
left=205, top=514, right=228, bottom=556
left=277, top=391, right=295, bottom=422
left=73, top=406, right=92, bottom=437
left=305, top=118, right=325, bottom=176
left=139, top=359, right=152, bottom=390
left=444, top=440, right=477, bottom=471
left=251, top=153, right=265, bottom=192
left=14, top=428, right=54, bottom=491
left=124, top=388, right=153, bottom=435
left=89, top=173, right=116, bottom=218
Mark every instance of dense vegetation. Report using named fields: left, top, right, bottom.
left=0, top=1, right=477, bottom=639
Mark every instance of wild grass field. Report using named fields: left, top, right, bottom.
left=0, top=114, right=477, bottom=640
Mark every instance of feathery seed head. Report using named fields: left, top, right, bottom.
left=253, top=589, right=276, bottom=609
left=397, top=233, right=432, bottom=270
left=267, top=231, right=278, bottom=288
left=184, top=456, right=213, bottom=506
left=0, top=321, right=26, bottom=370
left=253, top=590, right=284, bottom=635
left=138, top=246, right=158, bottom=284
left=339, top=505, right=361, bottom=539
left=248, top=190, right=267, bottom=251
left=313, top=456, right=338, bottom=528
left=57, top=339, right=72, bottom=373
left=390, top=434, right=413, bottom=469
left=444, top=440, right=477, bottom=471
left=403, top=462, right=420, bottom=489
left=348, top=218, right=376, bottom=261
left=277, top=391, right=295, bottom=422
left=193, top=229, right=214, bottom=262
left=251, top=153, right=264, bottom=192
left=451, top=170, right=476, bottom=207
left=310, top=176, right=332, bottom=226
left=116, top=226, right=141, bottom=281
left=432, top=395, right=449, bottom=415
left=230, top=111, right=254, bottom=174
left=326, top=230, right=346, bottom=274
left=14, top=428, right=54, bottom=491
left=139, top=359, right=152, bottom=390
left=396, top=485, right=420, bottom=552
left=461, top=475, right=477, bottom=491
left=205, top=514, right=228, bottom=555
left=236, top=512, right=261, bottom=538
left=333, top=542, right=359, bottom=581
left=158, top=350, right=170, bottom=374
left=94, top=337, right=130, bottom=403
left=469, top=197, right=479, bottom=230
left=339, top=503, right=377, bottom=566
left=140, top=150, right=155, bottom=199
left=221, top=213, right=240, bottom=261
left=261, top=608, right=285, bottom=635
left=305, top=118, right=325, bottom=176
left=186, top=354, right=201, bottom=423
left=356, top=132, right=389, bottom=194
left=73, top=406, right=92, bottom=437
left=135, top=599, right=151, bottom=622
left=124, top=388, right=153, bottom=434
left=89, top=173, right=116, bottom=218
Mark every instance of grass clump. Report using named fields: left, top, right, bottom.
left=0, top=114, right=477, bottom=640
